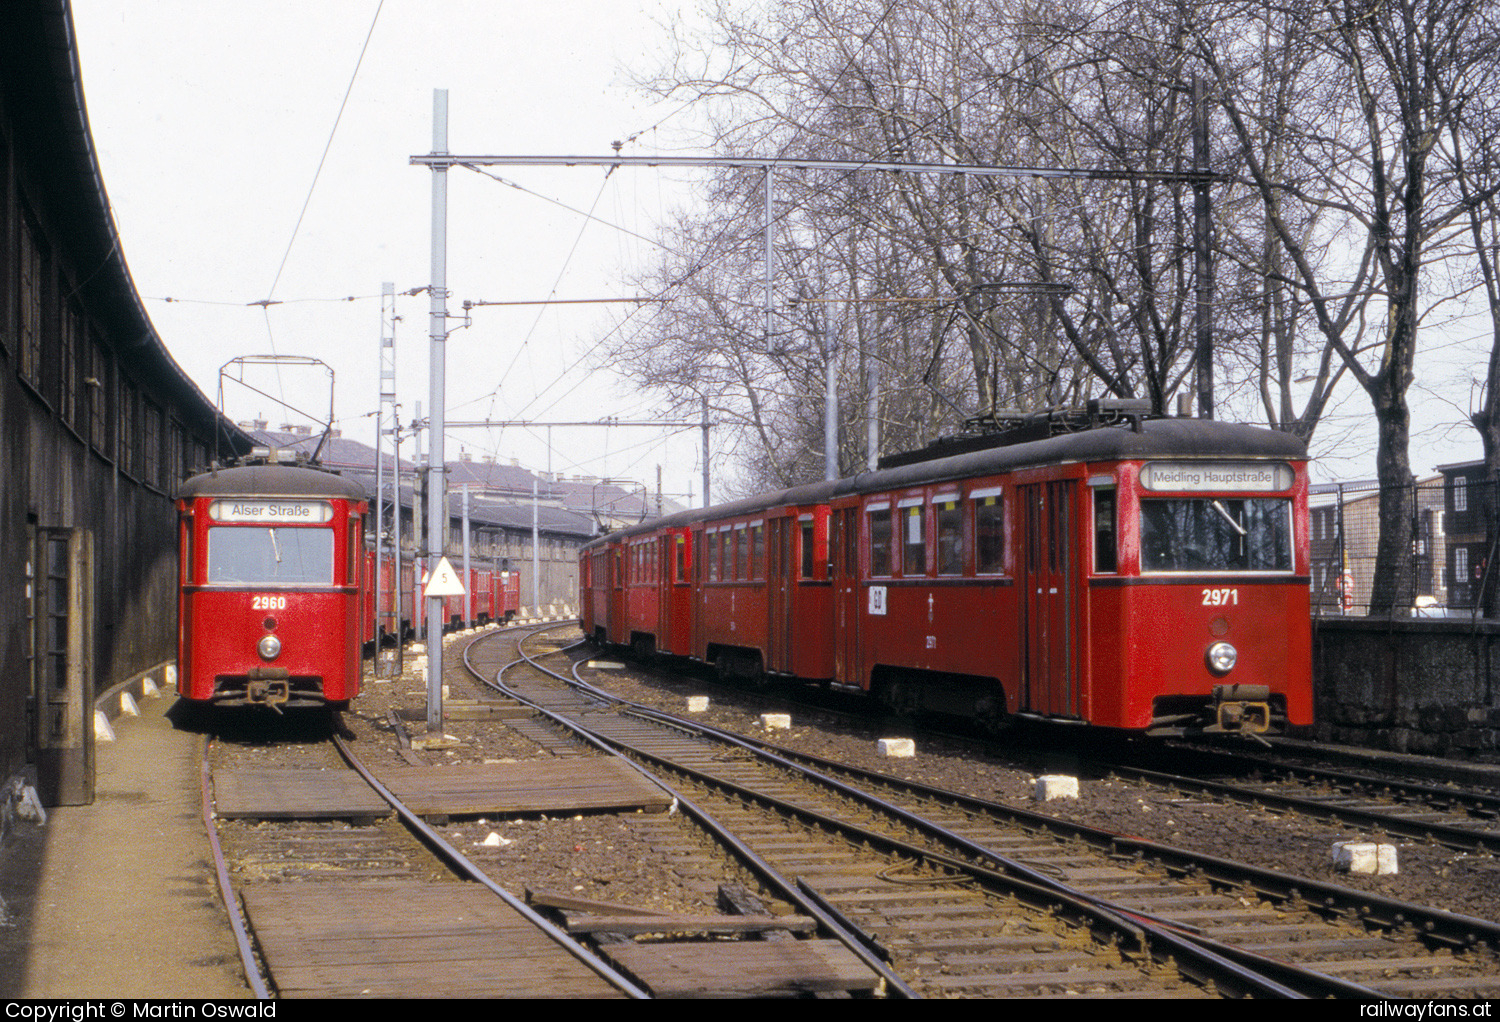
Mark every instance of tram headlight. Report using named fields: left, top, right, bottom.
left=257, top=634, right=282, bottom=661
left=1206, top=641, right=1237, bottom=675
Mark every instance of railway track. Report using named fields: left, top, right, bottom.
left=1111, top=744, right=1500, bottom=856
left=200, top=672, right=649, bottom=1000
left=463, top=625, right=1500, bottom=998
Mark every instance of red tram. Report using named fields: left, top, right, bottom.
left=177, top=465, right=369, bottom=709
left=179, top=463, right=530, bottom=710
left=581, top=412, right=1313, bottom=735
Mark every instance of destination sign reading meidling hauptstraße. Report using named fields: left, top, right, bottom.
left=208, top=500, right=334, bottom=523
left=1139, top=462, right=1293, bottom=492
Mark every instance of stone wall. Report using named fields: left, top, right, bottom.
left=1313, top=616, right=1500, bottom=756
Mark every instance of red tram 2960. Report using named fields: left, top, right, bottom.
left=176, top=465, right=369, bottom=710
left=582, top=412, right=1314, bottom=736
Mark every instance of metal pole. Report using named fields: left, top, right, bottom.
left=462, top=482, right=471, bottom=626
left=532, top=480, right=541, bottom=614
left=701, top=395, right=711, bottom=508
left=374, top=294, right=386, bottom=673
left=1193, top=77, right=1214, bottom=419
left=426, top=89, right=449, bottom=731
left=825, top=306, right=838, bottom=482
left=764, top=166, right=774, bottom=347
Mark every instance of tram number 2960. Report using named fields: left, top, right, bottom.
left=252, top=595, right=288, bottom=610
left=1202, top=587, right=1239, bottom=607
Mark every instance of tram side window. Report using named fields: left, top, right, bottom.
left=708, top=532, right=721, bottom=582
left=206, top=527, right=334, bottom=585
left=902, top=505, right=926, bottom=576
left=675, top=535, right=687, bottom=583
left=869, top=508, right=892, bottom=577
left=936, top=500, right=962, bottom=575
left=800, top=520, right=815, bottom=579
left=1094, top=489, right=1118, bottom=573
left=1140, top=498, right=1292, bottom=573
left=975, top=496, right=1005, bottom=574
left=751, top=524, right=764, bottom=580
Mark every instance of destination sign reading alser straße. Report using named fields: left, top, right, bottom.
left=208, top=500, right=334, bottom=523
left=1139, top=461, right=1293, bottom=492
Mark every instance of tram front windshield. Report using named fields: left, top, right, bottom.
left=206, top=526, right=335, bottom=585
left=1139, top=498, right=1292, bottom=573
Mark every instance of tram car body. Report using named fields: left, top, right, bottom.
left=368, top=556, right=522, bottom=644
left=177, top=465, right=369, bottom=709
left=581, top=415, right=1313, bottom=735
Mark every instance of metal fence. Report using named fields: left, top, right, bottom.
left=1310, top=475, right=1498, bottom=619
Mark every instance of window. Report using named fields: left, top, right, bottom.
left=61, top=303, right=81, bottom=429
left=144, top=402, right=162, bottom=487
left=799, top=518, right=816, bottom=579
left=675, top=535, right=686, bottom=582
left=18, top=220, right=42, bottom=390
left=1093, top=489, right=1117, bottom=573
left=868, top=507, right=891, bottom=576
left=1455, top=479, right=1470, bottom=513
left=707, top=531, right=720, bottom=582
left=750, top=523, right=764, bottom=580
left=206, top=527, right=334, bottom=585
left=1140, top=498, right=1293, bottom=573
left=88, top=341, right=109, bottom=453
left=975, top=493, right=1005, bottom=574
left=936, top=499, right=963, bottom=575
left=901, top=503, right=926, bottom=576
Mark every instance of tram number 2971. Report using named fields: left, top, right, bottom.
left=1202, top=587, right=1239, bottom=606
left=252, top=595, right=289, bottom=610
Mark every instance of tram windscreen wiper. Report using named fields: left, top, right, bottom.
left=1211, top=500, right=1247, bottom=536
left=269, top=529, right=282, bottom=564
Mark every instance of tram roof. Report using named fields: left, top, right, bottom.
left=585, top=417, right=1306, bottom=547
left=177, top=465, right=368, bottom=502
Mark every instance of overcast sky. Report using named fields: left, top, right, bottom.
left=68, top=0, right=1493, bottom=491
left=71, top=0, right=715, bottom=502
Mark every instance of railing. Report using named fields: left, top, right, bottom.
left=1310, top=476, right=1495, bottom=619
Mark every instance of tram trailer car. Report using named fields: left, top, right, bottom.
left=368, top=556, right=521, bottom=644
left=581, top=415, right=1313, bottom=736
left=177, top=465, right=369, bottom=710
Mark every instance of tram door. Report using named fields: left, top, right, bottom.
left=657, top=535, right=671, bottom=651
left=1020, top=481, right=1078, bottom=717
left=767, top=517, right=792, bottom=672
left=832, top=507, right=861, bottom=687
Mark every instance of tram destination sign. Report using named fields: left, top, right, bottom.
left=208, top=499, right=335, bottom=523
left=1140, top=461, right=1293, bottom=492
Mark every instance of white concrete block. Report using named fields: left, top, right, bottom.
left=589, top=661, right=624, bottom=669
left=760, top=713, right=792, bottom=730
left=141, top=676, right=161, bottom=699
left=878, top=738, right=916, bottom=758
left=164, top=665, right=177, bottom=688
left=1332, top=841, right=1398, bottom=874
left=1033, top=775, right=1079, bottom=801
left=479, top=832, right=511, bottom=847
left=686, top=696, right=709, bottom=713
left=18, top=785, right=45, bottom=825
left=409, top=643, right=426, bottom=655
left=119, top=692, right=140, bottom=717
left=94, top=710, right=115, bottom=743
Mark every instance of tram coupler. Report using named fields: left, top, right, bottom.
left=245, top=669, right=290, bottom=714
left=1209, top=684, right=1271, bottom=734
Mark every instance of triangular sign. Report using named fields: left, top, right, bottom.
left=424, top=556, right=466, bottom=597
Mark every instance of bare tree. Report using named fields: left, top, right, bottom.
left=1180, top=0, right=1500, bottom=612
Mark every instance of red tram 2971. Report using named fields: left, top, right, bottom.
left=581, top=414, right=1314, bottom=735
left=176, top=465, right=369, bottom=710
